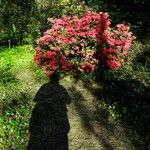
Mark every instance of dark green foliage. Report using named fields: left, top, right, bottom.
left=28, top=0, right=66, bottom=47
left=135, top=42, right=150, bottom=69
left=0, top=0, right=149, bottom=46
left=97, top=79, right=150, bottom=149
left=86, top=0, right=150, bottom=41
left=0, top=0, right=36, bottom=45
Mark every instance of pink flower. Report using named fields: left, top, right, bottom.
left=35, top=12, right=136, bottom=77
left=106, top=38, right=115, bottom=46
left=107, top=60, right=121, bottom=70
left=88, top=29, right=97, bottom=38
left=52, top=46, right=60, bottom=51
left=53, top=25, right=62, bottom=30
left=62, top=38, right=69, bottom=43
left=116, top=24, right=129, bottom=31
left=71, top=51, right=75, bottom=55
left=51, top=65, right=57, bottom=71
left=91, top=66, right=95, bottom=72
left=42, top=68, right=54, bottom=76
left=46, top=51, right=55, bottom=59
left=86, top=69, right=90, bottom=73
left=75, top=46, right=79, bottom=51
left=47, top=18, right=53, bottom=23
left=123, top=43, right=131, bottom=51
left=79, top=32, right=86, bottom=37
left=81, top=64, right=86, bottom=69
left=36, top=38, right=43, bottom=44
left=70, top=37, right=77, bottom=43
left=82, top=25, right=90, bottom=31
left=61, top=15, right=71, bottom=22
left=104, top=48, right=119, bottom=54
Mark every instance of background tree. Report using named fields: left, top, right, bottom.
left=86, top=0, right=150, bottom=41
left=0, top=0, right=36, bottom=45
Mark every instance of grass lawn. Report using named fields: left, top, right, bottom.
left=0, top=44, right=149, bottom=149
left=0, top=45, right=48, bottom=149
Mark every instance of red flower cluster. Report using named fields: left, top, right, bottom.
left=34, top=12, right=136, bottom=78
left=97, top=23, right=136, bottom=70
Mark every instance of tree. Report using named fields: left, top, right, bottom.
left=0, top=0, right=36, bottom=45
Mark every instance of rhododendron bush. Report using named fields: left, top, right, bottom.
left=98, top=23, right=136, bottom=70
left=34, top=11, right=136, bottom=78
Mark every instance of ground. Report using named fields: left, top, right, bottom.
left=17, top=69, right=134, bottom=150
left=0, top=45, right=149, bottom=150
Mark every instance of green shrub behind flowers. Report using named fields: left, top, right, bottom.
left=34, top=11, right=136, bottom=79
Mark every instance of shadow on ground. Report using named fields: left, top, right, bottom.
left=82, top=77, right=150, bottom=149
left=27, top=76, right=71, bottom=150
left=68, top=84, right=114, bottom=149
left=27, top=74, right=149, bottom=149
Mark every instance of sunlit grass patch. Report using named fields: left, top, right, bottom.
left=0, top=45, right=34, bottom=71
left=0, top=45, right=35, bottom=149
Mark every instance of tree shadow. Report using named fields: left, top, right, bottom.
left=27, top=76, right=71, bottom=150
left=83, top=77, right=150, bottom=149
left=68, top=82, right=114, bottom=149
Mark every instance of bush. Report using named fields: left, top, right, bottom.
left=98, top=23, right=136, bottom=70
left=34, top=11, right=136, bottom=79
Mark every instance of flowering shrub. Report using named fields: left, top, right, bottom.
left=34, top=11, right=136, bottom=78
left=97, top=24, right=136, bottom=70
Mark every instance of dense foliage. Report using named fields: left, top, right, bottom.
left=0, top=0, right=149, bottom=46
left=0, top=0, right=65, bottom=46
left=86, top=0, right=150, bottom=41
left=34, top=12, right=136, bottom=78
left=0, top=0, right=36, bottom=45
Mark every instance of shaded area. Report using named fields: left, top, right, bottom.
left=134, top=43, right=150, bottom=69
left=0, top=0, right=37, bottom=45
left=83, top=77, right=150, bottom=149
left=27, top=77, right=71, bottom=150
left=65, top=78, right=134, bottom=149
left=87, top=0, right=150, bottom=41
left=69, top=85, right=114, bottom=149
left=0, top=90, right=33, bottom=149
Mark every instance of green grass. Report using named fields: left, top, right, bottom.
left=0, top=45, right=33, bottom=70
left=0, top=45, right=48, bottom=149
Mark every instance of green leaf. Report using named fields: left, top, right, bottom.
left=12, top=24, right=16, bottom=33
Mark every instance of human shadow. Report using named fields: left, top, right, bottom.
left=27, top=75, right=71, bottom=150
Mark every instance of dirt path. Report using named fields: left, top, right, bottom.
left=15, top=69, right=134, bottom=150
left=60, top=77, right=134, bottom=150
